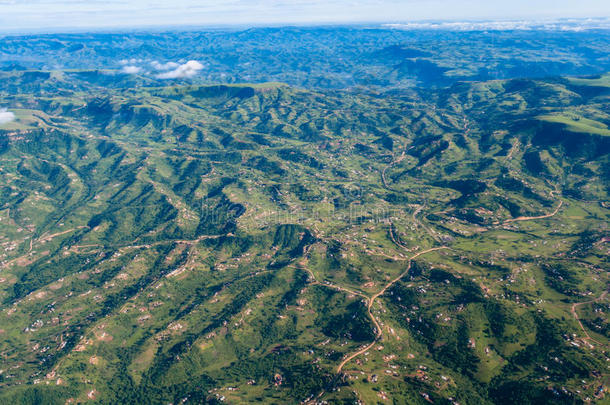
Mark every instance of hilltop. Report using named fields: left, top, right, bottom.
left=0, top=70, right=608, bottom=404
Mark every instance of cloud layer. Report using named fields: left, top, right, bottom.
left=119, top=59, right=204, bottom=79
left=155, top=61, right=204, bottom=79
left=1, top=1, right=608, bottom=32
left=0, top=108, right=15, bottom=125
left=151, top=61, right=180, bottom=71
left=383, top=18, right=610, bottom=31
left=121, top=65, right=142, bottom=74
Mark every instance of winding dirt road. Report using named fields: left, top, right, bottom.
left=381, top=151, right=406, bottom=190
left=336, top=246, right=448, bottom=373
left=303, top=267, right=369, bottom=301
left=299, top=244, right=448, bottom=375
left=1, top=226, right=89, bottom=270
left=571, top=290, right=608, bottom=347
left=502, top=200, right=563, bottom=224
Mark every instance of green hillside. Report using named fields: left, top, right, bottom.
left=0, top=71, right=608, bottom=404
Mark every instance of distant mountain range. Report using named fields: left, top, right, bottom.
left=1, top=26, right=609, bottom=89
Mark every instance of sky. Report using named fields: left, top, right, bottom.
left=0, top=0, right=609, bottom=32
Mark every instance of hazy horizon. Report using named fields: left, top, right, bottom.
left=1, top=0, right=609, bottom=33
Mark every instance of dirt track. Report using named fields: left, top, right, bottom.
left=571, top=290, right=608, bottom=347
left=336, top=246, right=448, bottom=373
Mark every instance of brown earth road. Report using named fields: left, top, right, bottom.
left=297, top=244, right=449, bottom=374
left=571, top=290, right=608, bottom=347
left=66, top=234, right=226, bottom=254
left=381, top=151, right=406, bottom=190
left=505, top=140, right=520, bottom=162
left=412, top=204, right=442, bottom=243
left=336, top=246, right=448, bottom=374
left=302, top=267, right=368, bottom=301
left=113, top=234, right=226, bottom=251
left=1, top=226, right=90, bottom=270
left=502, top=200, right=563, bottom=224
left=388, top=223, right=411, bottom=252
left=381, top=153, right=440, bottom=243
left=38, top=226, right=90, bottom=244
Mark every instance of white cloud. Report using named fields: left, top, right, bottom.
left=155, top=60, right=204, bottom=79
left=0, top=108, right=15, bottom=125
left=382, top=18, right=610, bottom=31
left=151, top=61, right=180, bottom=71
left=121, top=65, right=143, bottom=74
left=117, top=60, right=203, bottom=78
left=1, top=1, right=610, bottom=31
left=119, top=58, right=143, bottom=65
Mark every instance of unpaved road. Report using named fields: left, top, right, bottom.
left=502, top=200, right=563, bottom=224
left=336, top=246, right=448, bottom=373
left=571, top=290, right=608, bottom=347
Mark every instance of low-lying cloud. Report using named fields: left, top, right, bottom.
left=383, top=18, right=610, bottom=31
left=119, top=58, right=144, bottom=65
left=118, top=60, right=204, bottom=79
left=151, top=61, right=180, bottom=71
left=0, top=108, right=15, bottom=125
left=121, top=65, right=142, bottom=74
left=155, top=61, right=204, bottom=79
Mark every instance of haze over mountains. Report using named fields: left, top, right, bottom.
left=2, top=1, right=609, bottom=31
left=0, top=21, right=608, bottom=405
left=1, top=25, right=610, bottom=89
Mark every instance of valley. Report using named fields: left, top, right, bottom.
left=0, top=68, right=608, bottom=404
